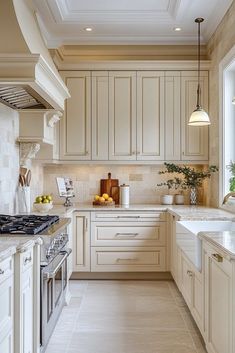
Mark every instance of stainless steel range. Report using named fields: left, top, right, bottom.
left=0, top=214, right=72, bottom=353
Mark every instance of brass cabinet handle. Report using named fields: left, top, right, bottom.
left=24, top=256, right=32, bottom=265
left=187, top=270, right=193, bottom=277
left=0, top=269, right=4, bottom=275
left=211, top=253, right=223, bottom=262
left=85, top=217, right=88, bottom=232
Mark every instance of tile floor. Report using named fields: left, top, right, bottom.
left=45, top=280, right=207, bottom=353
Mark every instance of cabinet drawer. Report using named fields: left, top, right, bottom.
left=21, top=248, right=33, bottom=272
left=91, top=247, right=166, bottom=272
left=91, top=223, right=166, bottom=246
left=0, top=275, right=13, bottom=341
left=91, top=212, right=166, bottom=222
left=0, top=256, right=14, bottom=285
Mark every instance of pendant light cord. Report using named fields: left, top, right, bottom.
left=197, top=19, right=201, bottom=108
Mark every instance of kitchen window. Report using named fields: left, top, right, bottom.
left=220, top=44, right=235, bottom=211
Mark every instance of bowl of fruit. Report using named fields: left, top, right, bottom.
left=34, top=195, right=53, bottom=213
left=93, top=193, right=115, bottom=206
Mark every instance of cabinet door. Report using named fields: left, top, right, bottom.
left=181, top=71, right=209, bottom=161
left=180, top=252, right=193, bottom=308
left=109, top=71, right=136, bottom=160
left=73, top=212, right=90, bottom=272
left=165, top=72, right=181, bottom=160
left=92, top=72, right=109, bottom=160
left=137, top=71, right=164, bottom=160
left=22, top=265, right=33, bottom=353
left=67, top=218, right=73, bottom=278
left=0, top=274, right=13, bottom=352
left=204, top=243, right=233, bottom=353
left=0, top=329, right=13, bottom=353
left=60, top=71, right=91, bottom=160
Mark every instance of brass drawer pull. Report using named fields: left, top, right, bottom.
left=212, top=253, right=223, bottom=262
left=115, top=233, right=138, bottom=237
left=24, top=256, right=32, bottom=265
left=187, top=270, right=193, bottom=277
left=0, top=269, right=5, bottom=275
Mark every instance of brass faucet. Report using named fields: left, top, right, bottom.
left=222, top=192, right=235, bottom=204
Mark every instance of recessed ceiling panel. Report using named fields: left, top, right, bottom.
left=32, top=0, right=233, bottom=47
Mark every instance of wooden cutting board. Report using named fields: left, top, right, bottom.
left=100, top=173, right=119, bottom=204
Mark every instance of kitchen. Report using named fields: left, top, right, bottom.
left=1, top=0, right=235, bottom=353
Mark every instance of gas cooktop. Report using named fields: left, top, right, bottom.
left=0, top=214, right=59, bottom=235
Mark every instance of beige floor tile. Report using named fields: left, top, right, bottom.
left=45, top=280, right=208, bottom=353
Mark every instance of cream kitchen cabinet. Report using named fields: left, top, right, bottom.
left=136, top=71, right=165, bottom=160
left=14, top=242, right=41, bottom=353
left=73, top=212, right=91, bottom=272
left=181, top=71, right=209, bottom=161
left=203, top=240, right=234, bottom=353
left=180, top=251, right=204, bottom=335
left=60, top=71, right=91, bottom=160
left=91, top=211, right=167, bottom=272
left=0, top=256, right=14, bottom=353
left=92, top=71, right=109, bottom=160
left=109, top=71, right=137, bottom=160
left=165, top=72, right=181, bottom=161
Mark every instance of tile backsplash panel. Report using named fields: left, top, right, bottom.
left=43, top=164, right=206, bottom=205
left=0, top=103, right=19, bottom=213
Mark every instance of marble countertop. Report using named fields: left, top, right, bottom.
left=199, top=231, right=235, bottom=260
left=34, top=203, right=235, bottom=221
left=0, top=237, right=42, bottom=262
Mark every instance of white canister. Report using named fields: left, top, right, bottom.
left=120, top=184, right=130, bottom=206
left=160, top=194, right=174, bottom=205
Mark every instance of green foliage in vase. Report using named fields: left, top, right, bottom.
left=159, top=163, right=218, bottom=188
left=226, top=161, right=235, bottom=191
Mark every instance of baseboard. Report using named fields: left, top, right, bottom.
left=70, top=272, right=173, bottom=280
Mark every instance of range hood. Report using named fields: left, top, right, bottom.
left=0, top=0, right=70, bottom=110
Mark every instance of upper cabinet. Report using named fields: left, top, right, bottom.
left=92, top=72, right=109, bottom=160
left=181, top=71, right=209, bottom=161
left=60, top=71, right=91, bottom=160
left=137, top=71, right=164, bottom=160
left=109, top=71, right=137, bottom=160
left=59, top=69, right=209, bottom=163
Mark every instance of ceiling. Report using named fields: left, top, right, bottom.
left=32, top=0, right=233, bottom=47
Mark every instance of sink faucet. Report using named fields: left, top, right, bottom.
left=222, top=192, right=235, bottom=204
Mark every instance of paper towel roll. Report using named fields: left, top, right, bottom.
left=120, top=184, right=129, bottom=206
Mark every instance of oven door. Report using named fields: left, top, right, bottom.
left=40, top=248, right=72, bottom=351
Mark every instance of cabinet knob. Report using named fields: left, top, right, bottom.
left=132, top=151, right=136, bottom=155
left=86, top=151, right=89, bottom=155
left=0, top=269, right=4, bottom=275
left=211, top=253, right=223, bottom=262
left=24, top=256, right=32, bottom=265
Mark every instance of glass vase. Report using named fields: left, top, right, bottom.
left=190, top=187, right=197, bottom=205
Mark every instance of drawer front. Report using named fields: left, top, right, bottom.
left=21, top=248, right=33, bottom=272
left=0, top=257, right=14, bottom=285
left=91, top=223, right=166, bottom=246
left=91, top=212, right=166, bottom=222
left=91, top=247, right=166, bottom=272
left=0, top=275, right=13, bottom=342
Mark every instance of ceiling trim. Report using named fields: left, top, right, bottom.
left=53, top=58, right=211, bottom=71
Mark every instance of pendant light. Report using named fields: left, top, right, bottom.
left=188, top=18, right=211, bottom=126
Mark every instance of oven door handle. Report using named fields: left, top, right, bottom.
left=43, top=248, right=72, bottom=280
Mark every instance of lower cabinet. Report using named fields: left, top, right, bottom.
left=180, top=251, right=204, bottom=334
left=91, top=211, right=167, bottom=272
left=203, top=241, right=234, bottom=353
left=0, top=256, right=14, bottom=353
left=73, top=211, right=91, bottom=272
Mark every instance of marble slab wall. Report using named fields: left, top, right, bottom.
left=43, top=164, right=206, bottom=205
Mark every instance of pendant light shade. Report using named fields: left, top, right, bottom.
left=188, top=18, right=211, bottom=126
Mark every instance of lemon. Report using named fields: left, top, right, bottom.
left=108, top=197, right=113, bottom=202
left=102, top=193, right=109, bottom=200
left=46, top=195, right=52, bottom=201
left=99, top=196, right=105, bottom=202
left=94, top=195, right=100, bottom=201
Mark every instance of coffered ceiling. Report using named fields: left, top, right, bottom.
left=32, top=0, right=233, bottom=47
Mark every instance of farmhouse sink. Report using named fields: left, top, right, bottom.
left=176, top=221, right=235, bottom=271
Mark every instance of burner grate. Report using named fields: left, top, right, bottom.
left=0, top=215, right=59, bottom=235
